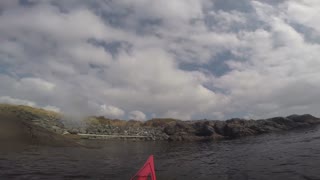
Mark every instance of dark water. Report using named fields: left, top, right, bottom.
left=1, top=127, right=320, bottom=180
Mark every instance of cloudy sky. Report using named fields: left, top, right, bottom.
left=0, top=0, right=320, bottom=120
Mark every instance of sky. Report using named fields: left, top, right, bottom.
left=0, top=0, right=320, bottom=120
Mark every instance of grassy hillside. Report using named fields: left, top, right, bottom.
left=86, top=116, right=179, bottom=127
left=0, top=104, right=60, bottom=118
left=0, top=104, right=64, bottom=132
left=0, top=104, right=77, bottom=146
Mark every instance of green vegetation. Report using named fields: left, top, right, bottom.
left=0, top=104, right=64, bottom=133
left=86, top=116, right=179, bottom=128
left=0, top=104, right=180, bottom=129
left=0, top=104, right=78, bottom=146
left=144, top=118, right=179, bottom=127
left=0, top=104, right=60, bottom=121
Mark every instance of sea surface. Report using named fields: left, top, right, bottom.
left=1, top=126, right=320, bottom=180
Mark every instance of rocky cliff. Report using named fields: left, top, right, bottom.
left=162, top=115, right=320, bottom=141
left=0, top=104, right=78, bottom=146
left=1, top=104, right=320, bottom=143
left=78, top=114, right=320, bottom=141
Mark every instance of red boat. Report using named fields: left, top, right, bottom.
left=130, top=155, right=157, bottom=180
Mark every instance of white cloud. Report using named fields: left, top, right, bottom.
left=98, top=104, right=125, bottom=119
left=286, top=0, right=320, bottom=32
left=129, top=111, right=146, bottom=121
left=114, top=0, right=205, bottom=23
left=43, top=105, right=61, bottom=113
left=19, top=77, right=55, bottom=92
left=0, top=96, right=60, bottom=112
left=0, top=96, right=36, bottom=107
left=209, top=1, right=320, bottom=118
left=1, top=0, right=320, bottom=120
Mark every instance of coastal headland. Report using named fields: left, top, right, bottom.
left=1, top=104, right=320, bottom=146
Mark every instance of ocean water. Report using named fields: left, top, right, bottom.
left=1, top=127, right=320, bottom=180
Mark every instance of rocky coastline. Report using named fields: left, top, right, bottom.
left=74, top=114, right=320, bottom=141
left=1, top=104, right=320, bottom=145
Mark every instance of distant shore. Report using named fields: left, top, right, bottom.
left=1, top=104, right=320, bottom=146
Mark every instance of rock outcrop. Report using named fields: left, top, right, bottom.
left=160, top=115, right=320, bottom=141
left=1, top=104, right=320, bottom=143
left=0, top=104, right=78, bottom=146
left=81, top=114, right=320, bottom=141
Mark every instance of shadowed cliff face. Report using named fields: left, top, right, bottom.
left=0, top=104, right=78, bottom=146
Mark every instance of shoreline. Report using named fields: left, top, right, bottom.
left=1, top=104, right=320, bottom=145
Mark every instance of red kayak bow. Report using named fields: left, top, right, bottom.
left=130, top=155, right=156, bottom=180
